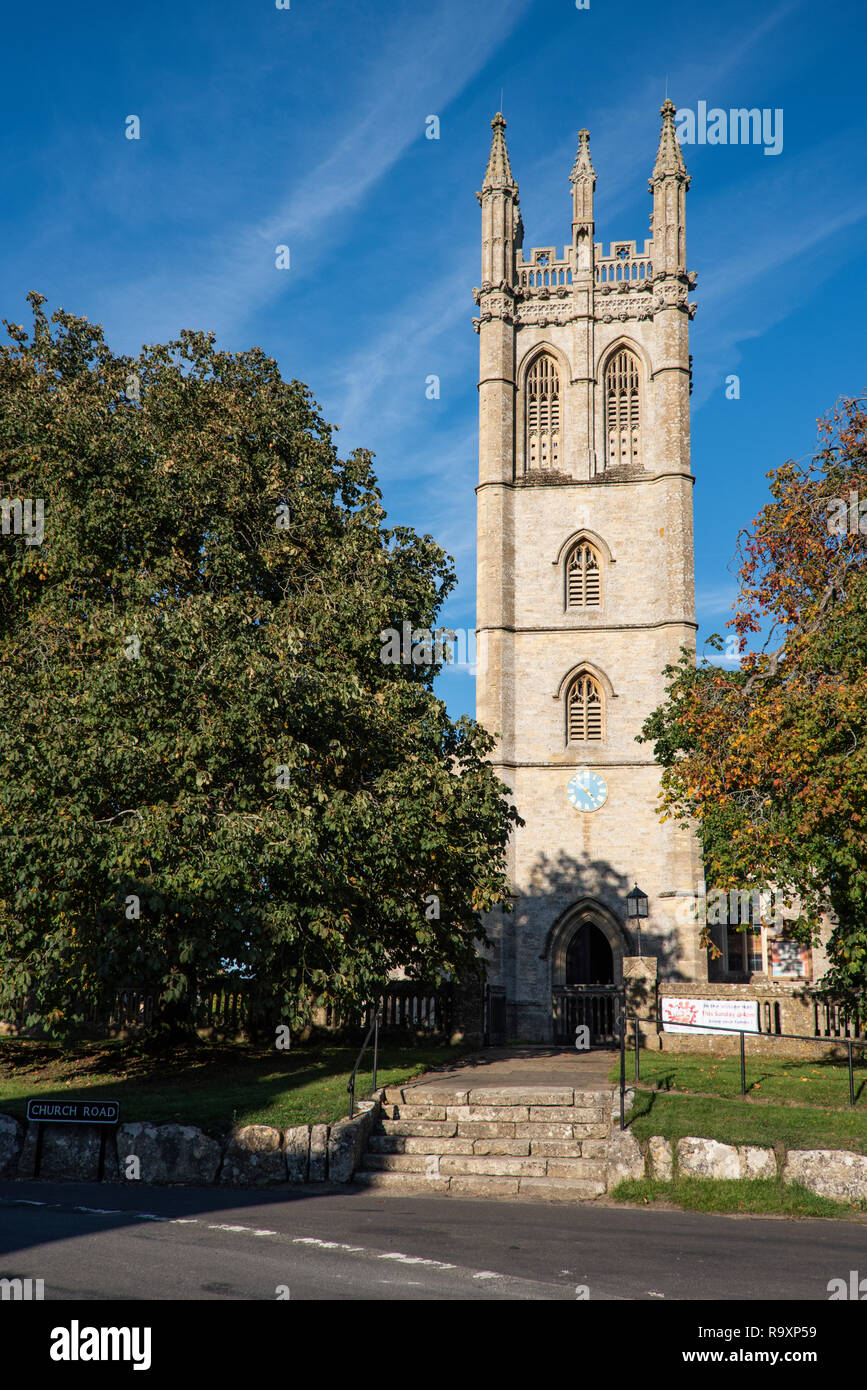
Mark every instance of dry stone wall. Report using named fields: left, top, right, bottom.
left=0, top=1103, right=379, bottom=1189
left=3, top=1099, right=866, bottom=1206
left=608, top=1133, right=867, bottom=1205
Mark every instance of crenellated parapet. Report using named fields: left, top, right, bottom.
left=516, top=247, right=573, bottom=291
left=595, top=240, right=653, bottom=285
left=478, top=238, right=695, bottom=332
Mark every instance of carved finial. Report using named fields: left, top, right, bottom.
left=569, top=128, right=595, bottom=183
left=482, top=111, right=518, bottom=194
left=652, top=98, right=688, bottom=181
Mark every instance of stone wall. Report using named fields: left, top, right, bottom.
left=0, top=1103, right=379, bottom=1189
left=607, top=1132, right=867, bottom=1206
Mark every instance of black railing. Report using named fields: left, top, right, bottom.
left=814, top=998, right=864, bottom=1039
left=553, top=985, right=624, bottom=1046
left=347, top=1007, right=382, bottom=1120
left=620, top=1015, right=867, bottom=1129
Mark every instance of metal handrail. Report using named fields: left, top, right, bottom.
left=619, top=1013, right=867, bottom=1129
left=347, top=1005, right=382, bottom=1119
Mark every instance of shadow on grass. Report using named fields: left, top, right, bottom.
left=0, top=1040, right=469, bottom=1134
left=612, top=1051, right=867, bottom=1108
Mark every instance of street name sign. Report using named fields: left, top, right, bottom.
left=25, top=1099, right=120, bottom=1125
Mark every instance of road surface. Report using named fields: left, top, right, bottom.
left=1, top=1179, right=863, bottom=1301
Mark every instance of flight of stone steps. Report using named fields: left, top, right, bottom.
left=354, top=1083, right=616, bottom=1200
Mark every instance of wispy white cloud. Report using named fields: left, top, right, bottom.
left=328, top=270, right=472, bottom=439
left=524, top=0, right=806, bottom=241
left=695, top=587, right=738, bottom=618
left=96, top=0, right=533, bottom=342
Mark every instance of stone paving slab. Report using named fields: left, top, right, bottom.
left=466, top=1086, right=576, bottom=1106
left=446, top=1105, right=530, bottom=1122
left=400, top=1047, right=619, bottom=1097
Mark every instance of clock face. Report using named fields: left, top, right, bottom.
left=567, top=768, right=608, bottom=813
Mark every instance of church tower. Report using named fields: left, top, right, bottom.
left=474, top=102, right=703, bottom=1042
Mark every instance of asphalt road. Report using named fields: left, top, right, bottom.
left=1, top=1180, right=865, bottom=1301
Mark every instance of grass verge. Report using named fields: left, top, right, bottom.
left=608, top=1051, right=867, bottom=1154
left=612, top=1051, right=867, bottom=1108
left=0, top=1039, right=468, bottom=1135
left=610, top=1175, right=862, bottom=1219
left=624, top=1086, right=867, bottom=1154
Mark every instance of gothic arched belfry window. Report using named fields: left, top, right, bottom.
left=566, top=541, right=601, bottom=608
left=526, top=355, right=561, bottom=469
left=605, top=348, right=640, bottom=467
left=567, top=672, right=603, bottom=742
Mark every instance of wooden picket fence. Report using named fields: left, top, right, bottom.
left=2, top=977, right=453, bottom=1040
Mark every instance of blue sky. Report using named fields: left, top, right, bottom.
left=2, top=0, right=865, bottom=718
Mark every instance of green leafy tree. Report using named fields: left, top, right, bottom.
left=0, top=294, right=519, bottom=1040
left=640, top=396, right=867, bottom=1007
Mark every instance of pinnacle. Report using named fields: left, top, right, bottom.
left=482, top=111, right=518, bottom=195
left=570, top=128, right=595, bottom=182
left=652, top=96, right=688, bottom=180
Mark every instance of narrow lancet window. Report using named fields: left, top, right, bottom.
left=526, top=355, right=561, bottom=469
left=566, top=542, right=601, bottom=608
left=567, top=673, right=603, bottom=742
left=605, top=349, right=640, bottom=467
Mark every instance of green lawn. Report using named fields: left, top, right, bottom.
left=615, top=1051, right=867, bottom=1108
left=626, top=1087, right=867, bottom=1154
left=607, top=1052, right=867, bottom=1154
left=610, top=1175, right=861, bottom=1219
left=0, top=1039, right=467, bottom=1136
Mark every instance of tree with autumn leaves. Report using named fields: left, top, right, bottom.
left=0, top=294, right=519, bottom=1040
left=641, top=395, right=867, bottom=1008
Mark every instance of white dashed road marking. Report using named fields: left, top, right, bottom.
left=0, top=1196, right=506, bottom=1283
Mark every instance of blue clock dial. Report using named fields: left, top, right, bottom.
left=566, top=768, right=608, bottom=813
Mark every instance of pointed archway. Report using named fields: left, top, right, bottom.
left=565, top=921, right=614, bottom=984
left=545, top=900, right=628, bottom=1044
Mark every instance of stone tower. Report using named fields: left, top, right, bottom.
left=474, top=102, right=703, bottom=1042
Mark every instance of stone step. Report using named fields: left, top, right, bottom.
left=352, top=1170, right=452, bottom=1193
left=372, top=1134, right=576, bottom=1157
left=352, top=1170, right=606, bottom=1200
left=366, top=1083, right=615, bottom=1201
left=389, top=1107, right=608, bottom=1127
left=387, top=1105, right=450, bottom=1121
left=516, top=1177, right=606, bottom=1200
left=362, top=1153, right=436, bottom=1173
left=392, top=1086, right=612, bottom=1106
left=370, top=1134, right=609, bottom=1159
left=383, top=1106, right=605, bottom=1128
left=376, top=1119, right=458, bottom=1138
left=392, top=1101, right=608, bottom=1117
left=398, top=1105, right=608, bottom=1122
left=438, top=1155, right=606, bottom=1180
left=376, top=1118, right=608, bottom=1142
left=392, top=1086, right=610, bottom=1105
left=369, top=1135, right=477, bottom=1156
left=362, top=1152, right=608, bottom=1181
